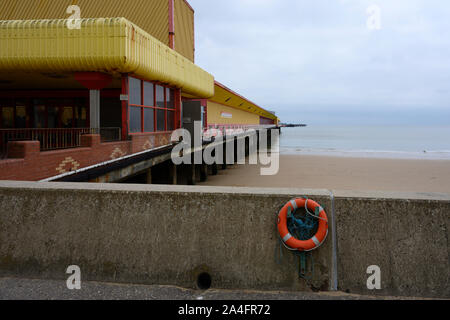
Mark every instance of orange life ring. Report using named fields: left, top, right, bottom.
left=277, top=198, right=329, bottom=252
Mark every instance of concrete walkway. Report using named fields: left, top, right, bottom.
left=0, top=277, right=422, bottom=300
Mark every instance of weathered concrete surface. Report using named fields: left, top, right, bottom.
left=0, top=182, right=448, bottom=298
left=333, top=190, right=450, bottom=298
left=0, top=181, right=333, bottom=293
left=0, top=277, right=425, bottom=300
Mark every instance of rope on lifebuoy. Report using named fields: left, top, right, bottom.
left=276, top=197, right=329, bottom=279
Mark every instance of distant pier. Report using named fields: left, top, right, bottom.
left=279, top=124, right=307, bottom=128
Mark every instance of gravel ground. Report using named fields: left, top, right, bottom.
left=0, top=277, right=421, bottom=300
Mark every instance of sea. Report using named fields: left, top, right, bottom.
left=279, top=125, right=450, bottom=160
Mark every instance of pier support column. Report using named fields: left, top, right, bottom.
left=225, top=136, right=235, bottom=166
left=211, top=163, right=218, bottom=175
left=222, top=136, right=228, bottom=170
left=245, top=136, right=250, bottom=157
left=200, top=164, right=208, bottom=182
left=256, top=130, right=260, bottom=152
left=169, top=163, right=177, bottom=185
left=267, top=129, right=272, bottom=150
left=146, top=168, right=152, bottom=184
left=234, top=137, right=238, bottom=164
left=188, top=165, right=196, bottom=185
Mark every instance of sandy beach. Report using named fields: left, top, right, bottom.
left=198, top=155, right=450, bottom=193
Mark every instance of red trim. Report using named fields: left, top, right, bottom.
left=74, top=72, right=113, bottom=90
left=168, top=0, right=175, bottom=49
left=129, top=105, right=174, bottom=111
left=175, top=89, right=181, bottom=129
left=121, top=75, right=128, bottom=141
left=128, top=131, right=173, bottom=136
left=153, top=84, right=157, bottom=132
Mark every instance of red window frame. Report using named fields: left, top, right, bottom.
left=127, top=76, right=177, bottom=135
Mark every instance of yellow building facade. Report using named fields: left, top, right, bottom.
left=0, top=0, right=278, bottom=144
left=206, top=101, right=261, bottom=126
left=0, top=0, right=195, bottom=62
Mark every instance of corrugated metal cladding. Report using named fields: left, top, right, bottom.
left=211, top=84, right=279, bottom=122
left=174, top=0, right=195, bottom=62
left=207, top=101, right=260, bottom=125
left=0, top=0, right=170, bottom=47
left=0, top=18, right=214, bottom=98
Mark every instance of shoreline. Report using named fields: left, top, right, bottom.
left=198, top=154, right=450, bottom=193
left=279, top=149, right=450, bottom=161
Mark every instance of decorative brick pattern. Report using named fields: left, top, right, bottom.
left=110, top=148, right=126, bottom=160
left=0, top=132, right=173, bottom=181
left=56, top=157, right=81, bottom=174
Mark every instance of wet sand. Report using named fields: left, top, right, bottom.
left=198, top=155, right=450, bottom=193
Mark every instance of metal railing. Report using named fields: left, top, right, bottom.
left=0, top=127, right=121, bottom=159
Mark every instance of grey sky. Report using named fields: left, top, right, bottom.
left=190, top=0, right=450, bottom=125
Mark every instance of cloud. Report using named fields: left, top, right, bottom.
left=190, top=0, right=450, bottom=124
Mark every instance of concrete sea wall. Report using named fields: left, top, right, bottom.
left=0, top=181, right=448, bottom=298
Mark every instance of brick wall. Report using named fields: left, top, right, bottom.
left=0, top=132, right=173, bottom=181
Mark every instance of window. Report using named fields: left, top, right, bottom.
left=15, top=101, right=28, bottom=128
left=128, top=77, right=177, bottom=134
left=48, top=106, right=59, bottom=128
left=0, top=99, right=26, bottom=129
left=144, top=82, right=154, bottom=106
left=168, top=110, right=175, bottom=131
left=1, top=106, right=14, bottom=128
left=166, top=87, right=174, bottom=108
left=129, top=106, right=142, bottom=133
left=33, top=102, right=46, bottom=128
left=144, top=108, right=154, bottom=132
left=157, top=109, right=165, bottom=132
left=0, top=97, right=88, bottom=129
left=129, top=77, right=142, bottom=105
left=62, top=106, right=73, bottom=128
left=156, top=85, right=165, bottom=108
left=75, top=105, right=87, bottom=127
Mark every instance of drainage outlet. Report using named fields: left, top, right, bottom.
left=196, top=272, right=212, bottom=290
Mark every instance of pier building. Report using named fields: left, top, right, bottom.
left=0, top=0, right=279, bottom=182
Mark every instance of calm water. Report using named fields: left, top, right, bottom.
left=279, top=125, right=450, bottom=159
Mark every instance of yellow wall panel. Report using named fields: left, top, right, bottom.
left=0, top=0, right=170, bottom=46
left=174, top=0, right=195, bottom=62
left=207, top=101, right=260, bottom=125
left=211, top=83, right=278, bottom=122
left=0, top=18, right=214, bottom=97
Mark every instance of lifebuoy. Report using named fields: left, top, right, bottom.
left=277, top=198, right=328, bottom=252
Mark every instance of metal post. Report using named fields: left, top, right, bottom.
left=90, top=89, right=100, bottom=130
